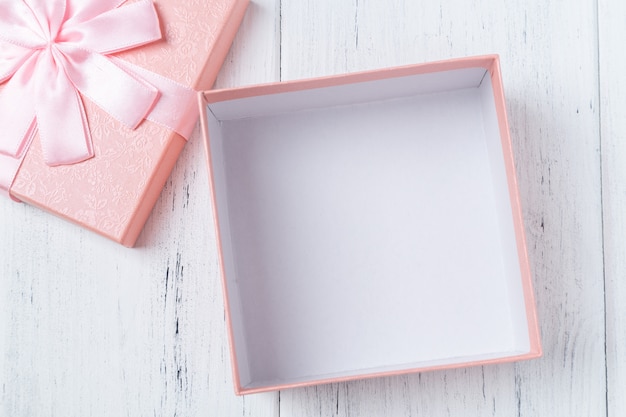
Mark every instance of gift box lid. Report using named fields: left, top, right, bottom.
left=1, top=0, right=249, bottom=247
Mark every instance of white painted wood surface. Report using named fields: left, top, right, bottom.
left=0, top=0, right=621, bottom=416
left=600, top=1, right=626, bottom=416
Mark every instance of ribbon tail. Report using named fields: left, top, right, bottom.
left=114, top=58, right=199, bottom=140
left=0, top=119, right=35, bottom=202
left=61, top=46, right=159, bottom=129
left=35, top=54, right=93, bottom=166
left=64, top=0, right=126, bottom=26
left=61, top=0, right=161, bottom=54
left=0, top=56, right=38, bottom=158
left=0, top=50, right=37, bottom=201
left=0, top=42, right=36, bottom=83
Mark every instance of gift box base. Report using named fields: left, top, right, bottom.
left=201, top=55, right=541, bottom=394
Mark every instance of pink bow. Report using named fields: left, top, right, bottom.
left=0, top=0, right=198, bottom=198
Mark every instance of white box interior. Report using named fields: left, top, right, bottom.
left=205, top=67, right=531, bottom=390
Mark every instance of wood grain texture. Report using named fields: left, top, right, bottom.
left=599, top=1, right=626, bottom=416
left=0, top=0, right=621, bottom=416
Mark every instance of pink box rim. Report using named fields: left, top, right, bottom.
left=200, top=54, right=542, bottom=395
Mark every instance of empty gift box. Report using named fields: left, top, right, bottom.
left=200, top=55, right=541, bottom=394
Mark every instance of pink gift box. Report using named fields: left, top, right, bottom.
left=2, top=0, right=248, bottom=247
left=200, top=55, right=542, bottom=394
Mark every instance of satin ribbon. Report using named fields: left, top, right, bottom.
left=0, top=0, right=198, bottom=200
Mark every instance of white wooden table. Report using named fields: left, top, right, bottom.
left=2, top=1, right=624, bottom=416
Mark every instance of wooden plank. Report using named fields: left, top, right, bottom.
left=0, top=1, right=281, bottom=416
left=214, top=0, right=282, bottom=88
left=278, top=0, right=606, bottom=416
left=599, top=0, right=626, bottom=415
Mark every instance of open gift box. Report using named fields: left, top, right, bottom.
left=200, top=55, right=542, bottom=394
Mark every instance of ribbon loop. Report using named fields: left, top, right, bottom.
left=59, top=0, right=161, bottom=54
left=0, top=1, right=48, bottom=48
left=23, top=0, right=67, bottom=41
left=34, top=48, right=93, bottom=165
left=60, top=45, right=160, bottom=129
left=0, top=54, right=37, bottom=158
left=64, top=0, right=126, bottom=27
left=0, top=42, right=35, bottom=83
